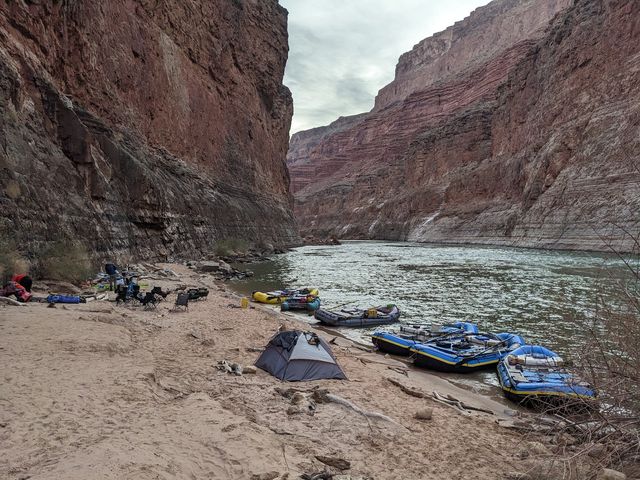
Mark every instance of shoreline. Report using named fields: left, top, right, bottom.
left=1, top=263, right=561, bottom=480
left=229, top=288, right=518, bottom=418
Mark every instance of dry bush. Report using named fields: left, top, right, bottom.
left=530, top=227, right=640, bottom=479
left=0, top=236, right=29, bottom=284
left=215, top=238, right=249, bottom=257
left=31, top=241, right=93, bottom=284
left=574, top=228, right=640, bottom=475
left=538, top=131, right=640, bottom=478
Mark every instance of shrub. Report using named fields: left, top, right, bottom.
left=0, top=236, right=29, bottom=284
left=537, top=226, right=640, bottom=478
left=32, top=241, right=93, bottom=284
left=214, top=238, right=248, bottom=257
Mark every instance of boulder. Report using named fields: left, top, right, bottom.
left=197, top=261, right=220, bottom=273
left=586, top=443, right=607, bottom=458
left=414, top=408, right=433, bottom=421
left=218, top=261, right=233, bottom=274
left=598, top=469, right=626, bottom=480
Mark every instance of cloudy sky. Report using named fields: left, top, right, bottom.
left=281, top=0, right=491, bottom=133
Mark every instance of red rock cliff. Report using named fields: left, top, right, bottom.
left=290, top=0, right=640, bottom=252
left=287, top=113, right=366, bottom=193
left=0, top=0, right=298, bottom=261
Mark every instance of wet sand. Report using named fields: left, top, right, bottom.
left=0, top=263, right=539, bottom=479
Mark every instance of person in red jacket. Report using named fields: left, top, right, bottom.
left=11, top=273, right=33, bottom=292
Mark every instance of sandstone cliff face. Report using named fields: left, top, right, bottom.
left=287, top=113, right=366, bottom=193
left=0, top=0, right=298, bottom=261
left=290, top=0, right=640, bottom=252
left=376, top=0, right=572, bottom=110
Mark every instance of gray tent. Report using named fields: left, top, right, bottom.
left=255, top=330, right=347, bottom=381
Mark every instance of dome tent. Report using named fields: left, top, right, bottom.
left=255, top=330, right=347, bottom=381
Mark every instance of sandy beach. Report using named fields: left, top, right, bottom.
left=1, top=264, right=549, bottom=480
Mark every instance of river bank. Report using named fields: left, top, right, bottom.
left=1, top=262, right=584, bottom=480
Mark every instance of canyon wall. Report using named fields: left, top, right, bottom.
left=289, top=0, right=640, bottom=252
left=0, top=0, right=299, bottom=262
left=287, top=113, right=366, bottom=193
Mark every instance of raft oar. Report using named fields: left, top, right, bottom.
left=454, top=334, right=513, bottom=367
left=329, top=299, right=359, bottom=311
left=413, top=329, right=469, bottom=346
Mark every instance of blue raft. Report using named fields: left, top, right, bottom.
left=371, top=322, right=479, bottom=356
left=497, top=345, right=596, bottom=407
left=410, top=332, right=526, bottom=373
left=315, top=305, right=400, bottom=327
left=281, top=295, right=321, bottom=311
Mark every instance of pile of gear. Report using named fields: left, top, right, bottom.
left=90, top=262, right=166, bottom=309
left=1, top=273, right=33, bottom=302
left=115, top=283, right=169, bottom=309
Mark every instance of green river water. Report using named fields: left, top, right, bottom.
left=231, top=241, right=634, bottom=396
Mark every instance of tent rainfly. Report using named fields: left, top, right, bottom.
left=255, top=330, right=347, bottom=381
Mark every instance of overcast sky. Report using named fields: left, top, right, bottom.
left=281, top=0, right=491, bottom=133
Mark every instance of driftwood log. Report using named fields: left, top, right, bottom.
left=387, top=377, right=426, bottom=398
left=0, top=296, right=26, bottom=306
left=276, top=387, right=403, bottom=427
left=386, top=377, right=494, bottom=415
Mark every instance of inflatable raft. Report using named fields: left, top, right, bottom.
left=281, top=295, right=321, bottom=311
left=252, top=288, right=319, bottom=305
left=497, top=345, right=595, bottom=407
left=411, top=332, right=525, bottom=373
left=315, top=305, right=400, bottom=327
left=372, top=322, right=479, bottom=356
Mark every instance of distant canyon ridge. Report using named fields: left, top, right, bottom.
left=0, top=1, right=299, bottom=261
left=287, top=0, right=640, bottom=252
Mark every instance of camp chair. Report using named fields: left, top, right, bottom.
left=140, top=292, right=157, bottom=310
left=115, top=285, right=128, bottom=304
left=174, top=292, right=189, bottom=311
left=150, top=286, right=168, bottom=301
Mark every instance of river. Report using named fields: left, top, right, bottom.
left=231, top=241, right=633, bottom=397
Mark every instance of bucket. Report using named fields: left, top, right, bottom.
left=241, top=297, right=249, bottom=309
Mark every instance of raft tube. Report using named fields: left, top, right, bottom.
left=372, top=321, right=478, bottom=356
left=411, top=332, right=526, bottom=373
left=281, top=296, right=321, bottom=311
left=252, top=288, right=319, bottom=304
left=315, top=305, right=400, bottom=327
left=497, top=345, right=596, bottom=408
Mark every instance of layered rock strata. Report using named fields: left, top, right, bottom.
left=290, top=0, right=640, bottom=252
left=0, top=0, right=298, bottom=261
left=287, top=113, right=366, bottom=194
